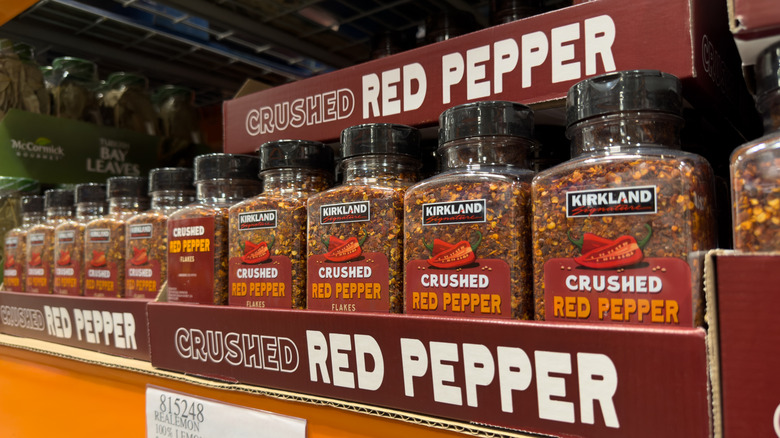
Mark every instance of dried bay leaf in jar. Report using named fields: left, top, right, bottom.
left=307, top=124, right=421, bottom=313
left=167, top=154, right=261, bottom=305
left=532, top=70, right=716, bottom=327
left=404, top=101, right=535, bottom=319
left=229, top=140, right=333, bottom=309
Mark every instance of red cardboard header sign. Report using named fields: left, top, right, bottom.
left=148, top=303, right=710, bottom=437
left=224, top=0, right=755, bottom=153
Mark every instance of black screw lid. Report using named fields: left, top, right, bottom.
left=194, top=153, right=260, bottom=182
left=439, top=101, right=534, bottom=146
left=341, top=124, right=421, bottom=159
left=75, top=183, right=106, bottom=204
left=149, top=167, right=195, bottom=192
left=44, top=189, right=74, bottom=209
left=566, top=70, right=683, bottom=127
left=258, top=140, right=335, bottom=172
left=107, top=176, right=147, bottom=198
left=755, top=41, right=780, bottom=97
left=21, top=195, right=44, bottom=213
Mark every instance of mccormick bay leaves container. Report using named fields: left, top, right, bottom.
left=731, top=42, right=780, bottom=252
left=404, top=101, right=535, bottom=319
left=229, top=140, right=333, bottom=309
left=83, top=177, right=148, bottom=297
left=52, top=183, right=107, bottom=295
left=125, top=168, right=195, bottom=299
left=26, top=189, right=74, bottom=293
left=3, top=195, right=44, bottom=291
left=307, top=124, right=421, bottom=313
left=532, top=70, right=716, bottom=327
left=167, top=154, right=261, bottom=305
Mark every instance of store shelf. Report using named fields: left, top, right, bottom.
left=0, top=334, right=508, bottom=438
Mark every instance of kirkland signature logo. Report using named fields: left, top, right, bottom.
left=320, top=201, right=370, bottom=224
left=423, top=200, right=486, bottom=225
left=566, top=186, right=657, bottom=218
left=238, top=210, right=277, bottom=230
left=11, top=138, right=65, bottom=161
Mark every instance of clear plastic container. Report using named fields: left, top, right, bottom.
left=167, top=154, right=261, bottom=305
left=154, top=85, right=202, bottom=144
left=83, top=177, right=148, bottom=297
left=26, top=189, right=74, bottom=293
left=3, top=195, right=44, bottom=291
left=125, top=168, right=195, bottom=299
left=307, top=124, right=421, bottom=313
left=731, top=41, right=780, bottom=252
left=532, top=70, right=716, bottom=327
left=101, top=72, right=158, bottom=135
left=53, top=183, right=107, bottom=295
left=229, top=140, right=333, bottom=309
left=13, top=42, right=49, bottom=115
left=404, top=101, right=535, bottom=319
left=52, top=56, right=101, bottom=124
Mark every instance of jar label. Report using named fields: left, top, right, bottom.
left=422, top=199, right=486, bottom=225
left=84, top=223, right=125, bottom=298
left=543, top=257, right=693, bottom=326
left=126, top=257, right=162, bottom=299
left=53, top=229, right=82, bottom=295
left=126, top=220, right=166, bottom=299
left=87, top=228, right=111, bottom=243
left=228, top=255, right=292, bottom=308
left=307, top=252, right=390, bottom=312
left=566, top=185, right=657, bottom=217
left=167, top=217, right=216, bottom=304
left=405, top=258, right=511, bottom=318
left=320, top=201, right=370, bottom=224
left=26, top=232, right=49, bottom=293
left=3, top=236, right=22, bottom=291
left=238, top=210, right=277, bottom=230
left=129, top=223, right=153, bottom=239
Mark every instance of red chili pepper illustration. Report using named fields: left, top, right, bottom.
left=572, top=224, right=652, bottom=269
left=29, top=251, right=42, bottom=267
left=240, top=235, right=275, bottom=264
left=568, top=230, right=617, bottom=254
left=424, top=231, right=482, bottom=269
left=89, top=250, right=106, bottom=267
left=4, top=254, right=15, bottom=268
left=57, top=250, right=71, bottom=266
left=129, top=247, right=148, bottom=266
left=322, top=232, right=367, bottom=262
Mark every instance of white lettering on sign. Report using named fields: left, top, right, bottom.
left=399, top=339, right=620, bottom=428
left=774, top=402, right=780, bottom=437
left=71, top=308, right=137, bottom=349
left=174, top=328, right=299, bottom=373
left=246, top=89, right=355, bottom=136
left=306, top=331, right=384, bottom=391
left=362, top=63, right=427, bottom=118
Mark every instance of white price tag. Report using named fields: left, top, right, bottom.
left=146, top=385, right=306, bottom=438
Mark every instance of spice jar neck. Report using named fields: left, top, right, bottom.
left=108, top=197, right=145, bottom=214
left=196, top=179, right=261, bottom=204
left=76, top=202, right=106, bottom=221
left=439, top=136, right=533, bottom=170
left=758, top=89, right=780, bottom=133
left=342, top=155, right=419, bottom=187
left=151, top=190, right=195, bottom=211
left=22, top=212, right=45, bottom=227
left=567, top=112, right=683, bottom=158
left=46, top=207, right=72, bottom=221
left=261, top=169, right=330, bottom=197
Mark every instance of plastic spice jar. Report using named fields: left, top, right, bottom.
left=3, top=195, right=44, bottom=291
left=52, top=56, right=101, bottom=124
left=26, top=189, right=74, bottom=293
left=53, top=183, right=107, bottom=295
left=0, top=177, right=39, bottom=286
left=307, top=124, right=421, bottom=313
left=124, top=168, right=195, bottom=299
left=84, top=177, right=148, bottom=298
left=229, top=140, right=333, bottom=309
left=404, top=101, right=535, bottom=319
left=731, top=41, right=780, bottom=252
left=532, top=70, right=717, bottom=327
left=167, top=154, right=261, bottom=305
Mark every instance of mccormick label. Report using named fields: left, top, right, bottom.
left=566, top=185, right=657, bottom=217
left=320, top=201, right=370, bottom=224
left=3, top=236, right=22, bottom=291
left=53, top=229, right=81, bottom=295
left=25, top=232, right=48, bottom=293
left=126, top=222, right=162, bottom=299
left=405, top=231, right=511, bottom=318
left=422, top=199, right=486, bottom=225
left=128, top=223, right=153, bottom=239
left=238, top=210, right=277, bottom=230
left=167, top=217, right=216, bottom=304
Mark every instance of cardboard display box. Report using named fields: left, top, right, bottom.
left=223, top=0, right=759, bottom=153
left=0, top=291, right=151, bottom=361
